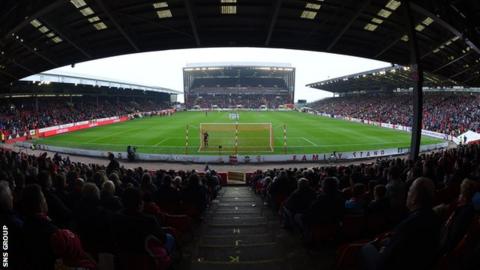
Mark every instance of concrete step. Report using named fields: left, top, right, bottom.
left=210, top=216, right=266, bottom=225
left=219, top=197, right=261, bottom=203
left=203, top=225, right=269, bottom=236
left=191, top=259, right=289, bottom=270
left=200, top=234, right=275, bottom=246
left=214, top=209, right=262, bottom=215
left=217, top=201, right=260, bottom=207
left=196, top=243, right=283, bottom=261
left=208, top=222, right=268, bottom=227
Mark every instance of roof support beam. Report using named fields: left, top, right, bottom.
left=184, top=0, right=201, bottom=47
left=95, top=0, right=140, bottom=52
left=11, top=60, right=35, bottom=74
left=265, top=0, right=283, bottom=46
left=40, top=19, right=93, bottom=59
left=0, top=69, right=18, bottom=80
left=404, top=0, right=424, bottom=161
left=327, top=0, right=372, bottom=52
left=18, top=41, right=58, bottom=67
left=375, top=38, right=401, bottom=58
left=410, top=2, right=480, bottom=55
left=449, top=62, right=480, bottom=79
left=431, top=51, right=474, bottom=73
left=462, top=73, right=480, bottom=84
left=0, top=0, right=65, bottom=46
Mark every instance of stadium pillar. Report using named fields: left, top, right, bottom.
left=405, top=0, right=424, bottom=160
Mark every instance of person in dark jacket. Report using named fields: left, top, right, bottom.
left=74, top=183, right=113, bottom=256
left=361, top=177, right=441, bottom=270
left=106, top=153, right=120, bottom=176
left=367, top=184, right=390, bottom=216
left=38, top=170, right=71, bottom=228
left=113, top=187, right=175, bottom=255
left=0, top=181, right=23, bottom=270
left=296, top=177, right=345, bottom=238
left=282, top=178, right=316, bottom=229
left=100, top=180, right=123, bottom=212
left=21, top=184, right=58, bottom=270
left=181, top=174, right=208, bottom=214
left=439, top=178, right=477, bottom=254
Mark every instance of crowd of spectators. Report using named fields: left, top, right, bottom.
left=186, top=93, right=291, bottom=109
left=250, top=144, right=480, bottom=270
left=1, top=141, right=480, bottom=269
left=311, top=93, right=480, bottom=136
left=0, top=97, right=169, bottom=137
left=0, top=148, right=221, bottom=269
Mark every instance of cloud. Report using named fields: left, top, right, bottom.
left=48, top=47, right=389, bottom=103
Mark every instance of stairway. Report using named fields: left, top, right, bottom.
left=191, top=186, right=290, bottom=270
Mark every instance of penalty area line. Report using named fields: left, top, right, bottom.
left=153, top=138, right=169, bottom=146
left=302, top=137, right=318, bottom=146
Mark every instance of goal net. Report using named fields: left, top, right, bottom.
left=199, top=123, right=273, bottom=153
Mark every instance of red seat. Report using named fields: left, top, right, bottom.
left=342, top=215, right=366, bottom=240
left=342, top=188, right=353, bottom=200
left=336, top=241, right=368, bottom=270
left=163, top=214, right=193, bottom=234
left=436, top=215, right=480, bottom=270
left=366, top=214, right=388, bottom=236
left=117, top=254, right=157, bottom=270
left=310, top=222, right=338, bottom=242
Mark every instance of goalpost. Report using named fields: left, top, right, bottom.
left=199, top=123, right=274, bottom=153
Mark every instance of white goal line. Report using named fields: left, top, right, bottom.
left=199, top=123, right=273, bottom=125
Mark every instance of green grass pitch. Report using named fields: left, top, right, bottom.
left=33, top=111, right=443, bottom=155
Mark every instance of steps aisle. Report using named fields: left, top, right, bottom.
left=191, top=186, right=289, bottom=270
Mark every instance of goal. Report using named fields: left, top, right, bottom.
left=199, top=123, right=273, bottom=153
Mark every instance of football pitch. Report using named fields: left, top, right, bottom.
left=32, top=111, right=443, bottom=155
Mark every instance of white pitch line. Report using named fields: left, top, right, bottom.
left=302, top=137, right=318, bottom=146
left=153, top=138, right=169, bottom=146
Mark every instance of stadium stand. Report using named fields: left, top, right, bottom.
left=184, top=63, right=295, bottom=109
left=310, top=93, right=480, bottom=136
left=250, top=144, right=480, bottom=270
left=0, top=97, right=170, bottom=138
left=1, top=1, right=480, bottom=269
left=1, top=142, right=479, bottom=269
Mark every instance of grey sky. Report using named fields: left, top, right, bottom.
left=48, top=47, right=389, bottom=103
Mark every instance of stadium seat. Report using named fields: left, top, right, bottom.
left=310, top=222, right=338, bottom=243
left=436, top=215, right=480, bottom=270
left=366, top=214, right=389, bottom=237
left=341, top=215, right=366, bottom=241
left=117, top=236, right=171, bottom=270
left=342, top=188, right=353, bottom=200
left=336, top=241, right=369, bottom=270
left=163, top=214, right=193, bottom=236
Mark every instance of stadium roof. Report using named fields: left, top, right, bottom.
left=20, top=72, right=181, bottom=94
left=306, top=65, right=462, bottom=93
left=0, top=0, right=479, bottom=89
left=185, top=62, right=292, bottom=68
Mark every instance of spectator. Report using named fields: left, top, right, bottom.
left=100, top=180, right=123, bottom=212
left=386, top=166, right=407, bottom=212
left=361, top=177, right=441, bottom=270
left=345, top=183, right=367, bottom=215
left=282, top=178, right=316, bottom=229
left=106, top=153, right=120, bottom=176
left=38, top=170, right=71, bottom=228
left=113, top=187, right=175, bottom=256
left=367, top=184, right=390, bottom=216
left=0, top=181, right=23, bottom=269
left=440, top=178, right=477, bottom=254
left=299, top=177, right=345, bottom=228
left=21, top=184, right=59, bottom=269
